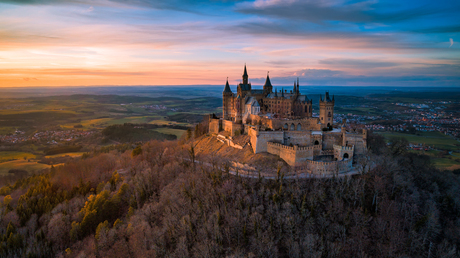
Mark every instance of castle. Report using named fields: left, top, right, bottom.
left=209, top=65, right=367, bottom=175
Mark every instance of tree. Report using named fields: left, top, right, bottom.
left=389, top=137, right=408, bottom=156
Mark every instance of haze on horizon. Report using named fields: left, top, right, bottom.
left=0, top=0, right=459, bottom=87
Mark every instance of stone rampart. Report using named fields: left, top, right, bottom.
left=296, top=159, right=352, bottom=175
left=209, top=118, right=221, bottom=134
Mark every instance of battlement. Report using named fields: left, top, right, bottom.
left=267, top=142, right=320, bottom=151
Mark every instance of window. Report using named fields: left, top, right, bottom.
left=343, top=153, right=349, bottom=159
left=290, top=124, right=295, bottom=130
left=314, top=140, right=319, bottom=145
left=297, top=123, right=301, bottom=131
left=284, top=123, right=288, bottom=129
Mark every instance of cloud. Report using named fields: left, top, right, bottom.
left=414, top=25, right=460, bottom=34
left=0, top=0, right=245, bottom=13
left=450, top=38, right=454, bottom=48
left=236, top=0, right=437, bottom=25
left=319, top=59, right=399, bottom=69
left=23, top=77, right=38, bottom=81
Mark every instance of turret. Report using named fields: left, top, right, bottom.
left=319, top=91, right=335, bottom=129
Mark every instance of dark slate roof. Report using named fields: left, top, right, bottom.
left=243, top=64, right=248, bottom=77
left=238, top=83, right=251, bottom=91
left=223, top=79, right=232, bottom=93
left=251, top=90, right=264, bottom=94
left=264, top=75, right=272, bottom=88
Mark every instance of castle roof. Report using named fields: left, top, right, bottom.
left=264, top=74, right=272, bottom=88
left=224, top=78, right=232, bottom=93
left=251, top=89, right=264, bottom=94
left=238, top=83, right=251, bottom=91
left=323, top=91, right=333, bottom=102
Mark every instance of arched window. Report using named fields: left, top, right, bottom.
left=290, top=123, right=295, bottom=131
left=314, top=140, right=319, bottom=145
left=327, top=123, right=331, bottom=127
left=297, top=123, right=301, bottom=131
left=328, top=112, right=331, bottom=117
left=284, top=123, right=288, bottom=130
left=305, top=106, right=308, bottom=112
left=343, top=153, right=349, bottom=159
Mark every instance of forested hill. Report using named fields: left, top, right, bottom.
left=0, top=133, right=459, bottom=257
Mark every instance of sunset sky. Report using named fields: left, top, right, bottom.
left=0, top=0, right=459, bottom=87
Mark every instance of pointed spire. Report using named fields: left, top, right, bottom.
left=281, top=88, right=284, bottom=97
left=243, top=63, right=248, bottom=77
left=274, top=88, right=278, bottom=97
left=223, top=77, right=232, bottom=93
left=297, top=77, right=300, bottom=93
left=264, top=72, right=272, bottom=88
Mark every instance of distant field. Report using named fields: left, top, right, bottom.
left=0, top=151, right=36, bottom=162
left=148, top=120, right=191, bottom=127
left=379, top=131, right=460, bottom=151
left=153, top=128, right=186, bottom=139
left=44, top=152, right=85, bottom=158
left=432, top=157, right=460, bottom=170
left=0, top=160, right=51, bottom=175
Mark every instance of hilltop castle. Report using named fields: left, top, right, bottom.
left=209, top=65, right=367, bottom=175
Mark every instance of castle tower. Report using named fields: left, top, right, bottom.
left=235, top=95, right=242, bottom=123
left=319, top=91, right=335, bottom=128
left=263, top=72, right=273, bottom=94
left=242, top=64, right=248, bottom=85
left=223, top=78, right=233, bottom=120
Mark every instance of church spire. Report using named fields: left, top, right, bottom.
left=223, top=77, right=232, bottom=93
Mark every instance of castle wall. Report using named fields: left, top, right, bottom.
left=305, top=159, right=352, bottom=175
left=209, top=118, right=220, bottom=134
left=343, top=130, right=367, bottom=155
left=267, top=142, right=321, bottom=166
left=333, top=144, right=354, bottom=161
left=322, top=132, right=342, bottom=150
left=285, top=131, right=311, bottom=146
left=270, top=117, right=321, bottom=131
left=249, top=128, right=283, bottom=153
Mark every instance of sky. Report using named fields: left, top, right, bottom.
left=0, top=0, right=459, bottom=87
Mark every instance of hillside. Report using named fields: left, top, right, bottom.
left=0, top=134, right=459, bottom=257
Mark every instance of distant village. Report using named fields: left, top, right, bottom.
left=0, top=129, right=95, bottom=144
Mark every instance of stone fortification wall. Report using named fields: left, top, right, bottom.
left=285, top=131, right=312, bottom=146
left=267, top=142, right=322, bottom=166
left=295, top=159, right=352, bottom=175
left=343, top=130, right=367, bottom=155
left=322, top=132, right=342, bottom=150
left=271, top=117, right=321, bottom=131
left=209, top=118, right=220, bottom=134
left=333, top=144, right=354, bottom=161
left=222, top=120, right=243, bottom=136
left=248, top=127, right=284, bottom=154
